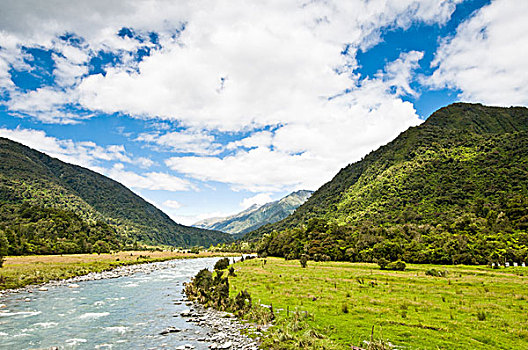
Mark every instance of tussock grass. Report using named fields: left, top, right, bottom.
left=229, top=257, right=528, bottom=349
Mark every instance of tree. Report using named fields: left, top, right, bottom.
left=300, top=254, right=308, bottom=268
left=214, top=257, right=230, bottom=271
left=93, top=240, right=110, bottom=254
left=0, top=229, right=8, bottom=268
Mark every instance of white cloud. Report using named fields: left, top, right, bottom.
left=52, top=53, right=89, bottom=87
left=136, top=129, right=222, bottom=155
left=163, top=200, right=182, bottom=209
left=380, top=50, right=424, bottom=97
left=6, top=88, right=83, bottom=124
left=106, top=164, right=195, bottom=192
left=1, top=0, right=462, bottom=194
left=429, top=0, right=528, bottom=106
left=166, top=55, right=423, bottom=192
left=73, top=0, right=457, bottom=131
left=0, top=126, right=158, bottom=176
left=1, top=0, right=459, bottom=126
left=226, top=131, right=273, bottom=150
left=241, top=193, right=273, bottom=209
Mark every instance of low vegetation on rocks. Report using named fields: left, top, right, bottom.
left=184, top=263, right=275, bottom=325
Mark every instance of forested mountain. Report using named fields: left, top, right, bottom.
left=0, top=138, right=231, bottom=255
left=253, top=103, right=528, bottom=265
left=194, top=190, right=313, bottom=237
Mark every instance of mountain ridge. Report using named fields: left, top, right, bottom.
left=194, top=190, right=313, bottom=236
left=0, top=137, right=231, bottom=254
left=252, top=103, right=528, bottom=265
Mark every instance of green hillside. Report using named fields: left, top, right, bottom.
left=0, top=138, right=231, bottom=255
left=253, top=103, right=528, bottom=265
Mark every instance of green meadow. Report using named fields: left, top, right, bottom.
left=229, top=257, right=528, bottom=349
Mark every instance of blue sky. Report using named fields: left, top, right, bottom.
left=0, top=0, right=526, bottom=225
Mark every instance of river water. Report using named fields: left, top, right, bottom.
left=0, top=257, right=225, bottom=349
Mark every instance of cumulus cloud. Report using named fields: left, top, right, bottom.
left=106, top=164, right=194, bottom=192
left=429, top=0, right=528, bottom=105
left=1, top=0, right=463, bottom=194
left=166, top=54, right=423, bottom=192
left=6, top=88, right=91, bottom=124
left=163, top=200, right=183, bottom=209
left=73, top=1, right=458, bottom=131
left=241, top=193, right=273, bottom=209
left=136, top=129, right=222, bottom=155
left=0, top=127, right=143, bottom=167
left=0, top=128, right=187, bottom=192
left=1, top=0, right=459, bottom=125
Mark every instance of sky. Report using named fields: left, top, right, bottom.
left=0, top=0, right=527, bottom=225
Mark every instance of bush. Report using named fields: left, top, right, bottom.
left=234, top=290, right=252, bottom=311
left=93, top=240, right=110, bottom=254
left=341, top=303, right=349, bottom=314
left=214, top=257, right=230, bottom=271
left=378, top=259, right=406, bottom=271
left=300, top=255, right=308, bottom=268
left=426, top=268, right=448, bottom=277
left=228, top=266, right=237, bottom=276
left=386, top=260, right=406, bottom=271
left=0, top=230, right=8, bottom=268
left=377, top=258, right=389, bottom=270
left=477, top=310, right=486, bottom=321
left=194, top=269, right=213, bottom=290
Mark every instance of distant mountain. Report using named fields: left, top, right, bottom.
left=194, top=190, right=313, bottom=237
left=0, top=138, right=231, bottom=255
left=252, top=103, right=528, bottom=265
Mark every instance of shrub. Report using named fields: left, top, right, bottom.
left=234, top=290, right=252, bottom=311
left=0, top=230, right=8, bottom=268
left=300, top=255, right=308, bottom=268
left=377, top=258, right=389, bottom=270
left=386, top=260, right=406, bottom=271
left=379, top=259, right=406, bottom=271
left=214, top=257, right=230, bottom=271
left=426, top=268, right=448, bottom=277
left=477, top=310, right=486, bottom=321
left=341, top=303, right=349, bottom=314
left=194, top=269, right=213, bottom=290
left=228, top=266, right=237, bottom=276
left=93, top=240, right=110, bottom=254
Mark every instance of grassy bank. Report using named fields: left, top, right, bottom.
left=0, top=251, right=236, bottom=290
left=229, top=257, right=528, bottom=349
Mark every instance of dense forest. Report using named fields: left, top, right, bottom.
left=0, top=138, right=232, bottom=257
left=252, top=103, right=528, bottom=265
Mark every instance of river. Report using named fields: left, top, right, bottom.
left=0, top=257, right=228, bottom=349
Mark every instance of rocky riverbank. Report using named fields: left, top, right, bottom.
left=1, top=257, right=265, bottom=349
left=0, top=260, right=179, bottom=297
left=173, top=302, right=266, bottom=349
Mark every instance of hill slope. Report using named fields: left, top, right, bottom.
left=0, top=138, right=231, bottom=254
left=194, top=190, right=313, bottom=236
left=253, top=103, right=528, bottom=264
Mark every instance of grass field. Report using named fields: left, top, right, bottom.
left=229, top=257, right=528, bottom=349
left=0, top=251, right=234, bottom=290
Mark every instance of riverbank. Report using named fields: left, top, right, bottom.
left=0, top=251, right=237, bottom=291
left=228, top=257, right=528, bottom=349
left=0, top=257, right=258, bottom=349
left=180, top=302, right=262, bottom=349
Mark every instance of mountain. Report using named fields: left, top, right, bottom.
left=194, top=190, right=313, bottom=237
left=252, top=103, right=528, bottom=265
left=0, top=138, right=231, bottom=255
